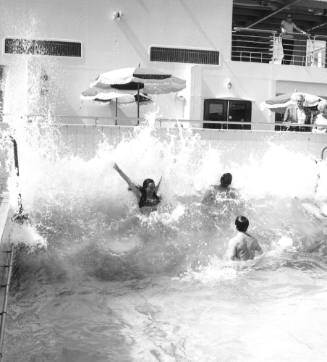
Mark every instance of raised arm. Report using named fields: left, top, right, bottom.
left=283, top=106, right=291, bottom=122
left=155, top=176, right=162, bottom=193
left=281, top=21, right=286, bottom=34
left=113, top=163, right=141, bottom=199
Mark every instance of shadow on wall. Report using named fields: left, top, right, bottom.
left=25, top=59, right=79, bottom=122
left=116, top=18, right=148, bottom=65
left=179, top=0, right=217, bottom=49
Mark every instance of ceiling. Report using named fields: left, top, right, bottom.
left=233, top=0, right=327, bottom=34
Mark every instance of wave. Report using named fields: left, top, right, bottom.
left=3, top=118, right=327, bottom=285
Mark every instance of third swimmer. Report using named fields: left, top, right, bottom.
left=227, top=216, right=263, bottom=261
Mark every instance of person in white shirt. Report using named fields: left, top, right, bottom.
left=283, top=93, right=311, bottom=132
left=313, top=101, right=327, bottom=133
left=281, top=14, right=306, bottom=65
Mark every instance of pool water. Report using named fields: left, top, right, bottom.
left=3, top=123, right=327, bottom=362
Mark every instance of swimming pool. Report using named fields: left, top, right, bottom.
left=2, top=120, right=327, bottom=361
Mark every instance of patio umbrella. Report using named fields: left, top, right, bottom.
left=89, top=66, right=186, bottom=123
left=81, top=88, right=152, bottom=124
left=264, top=92, right=322, bottom=114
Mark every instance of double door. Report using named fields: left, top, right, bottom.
left=203, top=99, right=251, bottom=130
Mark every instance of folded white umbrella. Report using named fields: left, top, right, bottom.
left=264, top=92, right=322, bottom=114
left=86, top=66, right=186, bottom=122
left=91, top=66, right=186, bottom=94
left=81, top=88, right=151, bottom=104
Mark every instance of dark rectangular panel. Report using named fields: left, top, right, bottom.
left=150, top=47, right=219, bottom=65
left=4, top=38, right=81, bottom=57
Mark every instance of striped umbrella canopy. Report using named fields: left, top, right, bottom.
left=91, top=66, right=186, bottom=94
left=264, top=92, right=322, bottom=113
left=81, top=88, right=152, bottom=124
left=81, top=88, right=152, bottom=104
left=86, top=66, right=186, bottom=123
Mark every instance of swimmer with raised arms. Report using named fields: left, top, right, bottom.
left=113, top=163, right=161, bottom=213
left=227, top=216, right=263, bottom=261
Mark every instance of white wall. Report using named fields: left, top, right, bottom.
left=0, top=0, right=232, bottom=121
left=188, top=61, right=327, bottom=129
left=1, top=0, right=327, bottom=128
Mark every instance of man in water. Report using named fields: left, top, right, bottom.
left=202, top=173, right=237, bottom=205
left=227, top=216, right=263, bottom=261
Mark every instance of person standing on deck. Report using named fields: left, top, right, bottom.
left=283, top=93, right=312, bottom=132
left=281, top=14, right=306, bottom=65
left=313, top=101, right=327, bottom=133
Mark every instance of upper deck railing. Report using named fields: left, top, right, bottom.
left=232, top=27, right=327, bottom=67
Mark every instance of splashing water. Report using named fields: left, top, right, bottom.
left=3, top=117, right=327, bottom=361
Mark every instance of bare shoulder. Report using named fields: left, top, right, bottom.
left=230, top=232, right=244, bottom=246
left=245, top=232, right=257, bottom=243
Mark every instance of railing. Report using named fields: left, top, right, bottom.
left=2, top=114, right=327, bottom=133
left=321, top=146, right=327, bottom=160
left=0, top=245, right=14, bottom=361
left=232, top=28, right=276, bottom=63
left=232, top=27, right=327, bottom=67
left=5, top=114, right=327, bottom=133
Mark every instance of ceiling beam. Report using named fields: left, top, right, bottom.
left=246, top=0, right=303, bottom=28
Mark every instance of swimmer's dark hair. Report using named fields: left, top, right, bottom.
left=142, top=178, right=155, bottom=189
left=220, top=173, right=232, bottom=187
left=138, top=178, right=160, bottom=208
left=235, top=216, right=249, bottom=232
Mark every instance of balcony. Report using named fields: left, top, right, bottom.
left=232, top=27, right=327, bottom=67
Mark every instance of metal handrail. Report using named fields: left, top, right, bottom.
left=321, top=146, right=327, bottom=160
left=3, top=113, right=327, bottom=131
left=0, top=245, right=14, bottom=361
left=232, top=28, right=327, bottom=67
left=234, top=27, right=277, bottom=35
left=314, top=34, right=327, bottom=40
left=54, top=119, right=327, bottom=131
left=9, top=137, right=19, bottom=177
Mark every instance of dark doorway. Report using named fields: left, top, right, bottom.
left=203, top=99, right=252, bottom=130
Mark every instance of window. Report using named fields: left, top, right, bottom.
left=209, top=103, right=224, bottom=116
left=150, top=46, right=219, bottom=65
left=4, top=38, right=81, bottom=57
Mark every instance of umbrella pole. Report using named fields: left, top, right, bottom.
left=115, top=98, right=118, bottom=126
left=137, top=84, right=140, bottom=125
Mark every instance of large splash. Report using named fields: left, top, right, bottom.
left=2, top=117, right=326, bottom=281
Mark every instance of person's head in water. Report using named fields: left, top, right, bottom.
left=142, top=178, right=156, bottom=197
left=138, top=178, right=160, bottom=208
left=220, top=173, right=232, bottom=188
left=235, top=216, right=249, bottom=232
